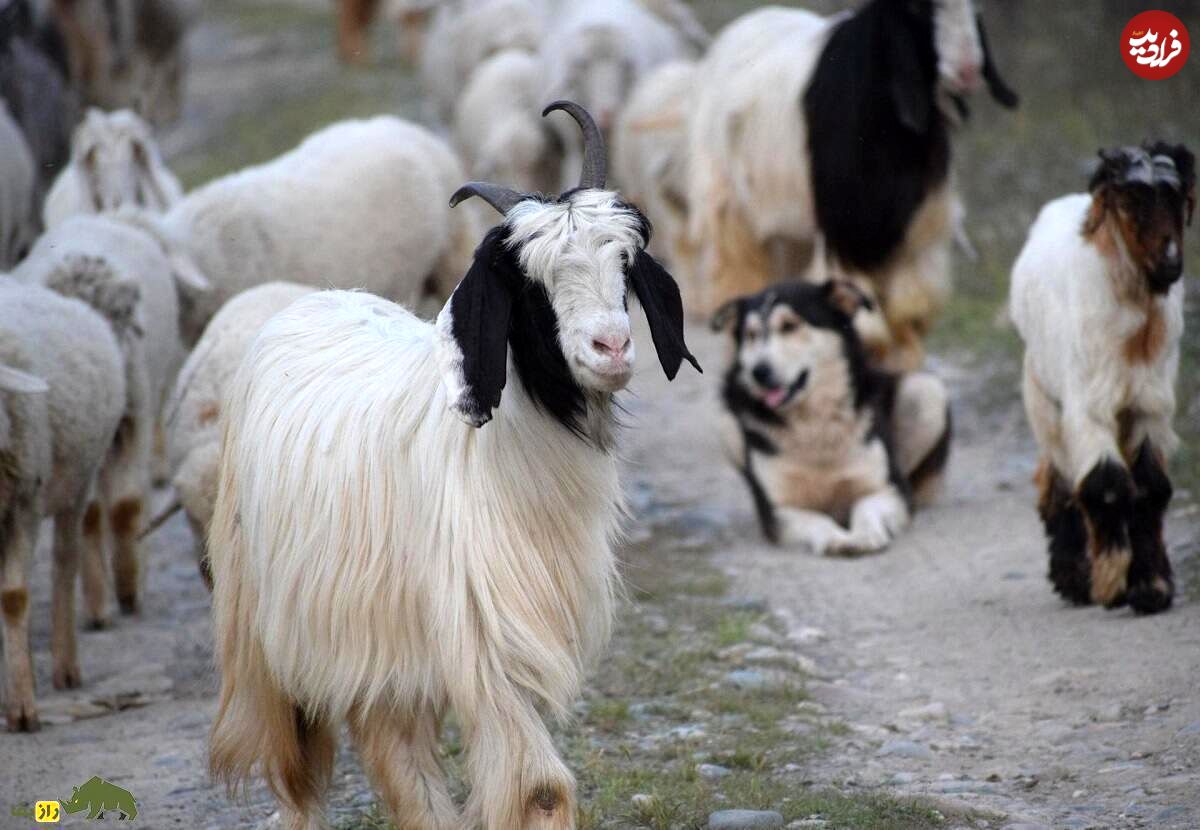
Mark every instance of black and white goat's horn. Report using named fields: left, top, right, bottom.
left=543, top=100, right=607, bottom=189
left=449, top=182, right=528, bottom=215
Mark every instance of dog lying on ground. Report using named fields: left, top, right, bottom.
left=712, top=280, right=951, bottom=554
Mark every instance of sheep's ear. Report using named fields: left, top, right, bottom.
left=628, top=249, right=701, bottom=380
left=436, top=228, right=515, bottom=427
left=131, top=136, right=171, bottom=210
left=977, top=15, right=1019, bottom=109
left=887, top=25, right=931, bottom=133
left=168, top=249, right=210, bottom=295
left=0, top=365, right=49, bottom=394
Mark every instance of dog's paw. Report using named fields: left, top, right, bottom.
left=826, top=530, right=889, bottom=557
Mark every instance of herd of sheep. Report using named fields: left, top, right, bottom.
left=0, top=0, right=1193, bottom=828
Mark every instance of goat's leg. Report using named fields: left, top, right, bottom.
left=1076, top=457, right=1134, bottom=607
left=80, top=500, right=110, bottom=628
left=52, top=502, right=88, bottom=689
left=276, top=711, right=337, bottom=830
left=464, top=696, right=576, bottom=830
left=2, top=507, right=40, bottom=731
left=1125, top=441, right=1174, bottom=614
left=1035, top=460, right=1091, bottom=605
left=348, top=702, right=458, bottom=830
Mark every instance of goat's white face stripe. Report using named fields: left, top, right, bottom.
left=934, top=0, right=983, bottom=91
left=507, top=190, right=646, bottom=390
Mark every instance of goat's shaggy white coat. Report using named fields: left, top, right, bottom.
left=1010, top=193, right=1183, bottom=484
left=146, top=117, right=479, bottom=344
left=43, top=109, right=184, bottom=229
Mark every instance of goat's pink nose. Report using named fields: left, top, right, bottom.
left=957, top=62, right=982, bottom=91
left=592, top=334, right=630, bottom=358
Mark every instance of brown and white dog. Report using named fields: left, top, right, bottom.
left=1010, top=142, right=1194, bottom=614
left=713, top=280, right=951, bottom=555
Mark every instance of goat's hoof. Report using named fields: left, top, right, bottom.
left=118, top=594, right=140, bottom=616
left=6, top=703, right=40, bottom=733
left=86, top=615, right=112, bottom=631
left=53, top=663, right=82, bottom=690
left=1126, top=577, right=1174, bottom=615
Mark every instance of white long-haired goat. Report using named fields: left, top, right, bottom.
left=207, top=102, right=699, bottom=830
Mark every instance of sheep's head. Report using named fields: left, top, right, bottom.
left=1087, top=143, right=1195, bottom=294
left=71, top=108, right=177, bottom=214
left=439, top=100, right=700, bottom=434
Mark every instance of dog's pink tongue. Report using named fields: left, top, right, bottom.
left=764, top=388, right=787, bottom=408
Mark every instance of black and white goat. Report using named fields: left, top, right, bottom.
left=1011, top=142, right=1194, bottom=615
left=686, top=0, right=1017, bottom=369
left=207, top=102, right=699, bottom=830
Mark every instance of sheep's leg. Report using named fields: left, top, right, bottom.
left=101, top=417, right=151, bottom=616
left=348, top=702, right=458, bottom=830
left=110, top=494, right=144, bottom=615
left=2, top=507, right=40, bottom=731
left=336, top=0, right=370, bottom=64
left=51, top=503, right=87, bottom=689
left=80, top=501, right=111, bottom=629
left=1035, top=459, right=1091, bottom=605
left=464, top=697, right=576, bottom=830
left=891, top=372, right=951, bottom=507
left=1076, top=457, right=1134, bottom=608
left=1125, top=441, right=1174, bottom=614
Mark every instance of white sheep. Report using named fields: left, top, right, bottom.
left=684, top=0, right=1017, bottom=369
left=612, top=60, right=696, bottom=288
left=1011, top=143, right=1193, bottom=616
left=0, top=100, right=37, bottom=269
left=207, top=102, right=699, bottom=830
left=43, top=108, right=184, bottom=229
left=453, top=49, right=561, bottom=195
left=540, top=0, right=702, bottom=188
left=0, top=277, right=126, bottom=732
left=161, top=281, right=317, bottom=584
left=419, top=0, right=549, bottom=124
left=13, top=213, right=205, bottom=624
left=131, top=116, right=480, bottom=345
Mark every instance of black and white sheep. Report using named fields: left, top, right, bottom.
left=207, top=102, right=699, bottom=830
left=1011, top=143, right=1194, bottom=615
left=0, top=277, right=126, bottom=731
left=686, top=0, right=1017, bottom=369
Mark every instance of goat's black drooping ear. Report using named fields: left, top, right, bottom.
left=1148, top=141, right=1197, bottom=225
left=437, top=227, right=516, bottom=427
left=628, top=249, right=701, bottom=380
left=887, top=21, right=932, bottom=133
left=977, top=15, right=1019, bottom=109
left=710, top=297, right=742, bottom=333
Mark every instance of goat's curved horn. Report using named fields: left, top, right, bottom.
left=449, top=182, right=528, bottom=215
left=543, top=100, right=606, bottom=190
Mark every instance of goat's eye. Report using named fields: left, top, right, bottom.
left=778, top=320, right=798, bottom=335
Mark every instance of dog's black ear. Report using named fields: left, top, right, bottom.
left=824, top=279, right=875, bottom=318
left=888, top=21, right=932, bottom=133
left=977, top=15, right=1019, bottom=109
left=437, top=227, right=516, bottom=427
left=710, top=297, right=742, bottom=333
left=628, top=249, right=701, bottom=380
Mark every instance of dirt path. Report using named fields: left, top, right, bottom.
left=624, top=328, right=1200, bottom=830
